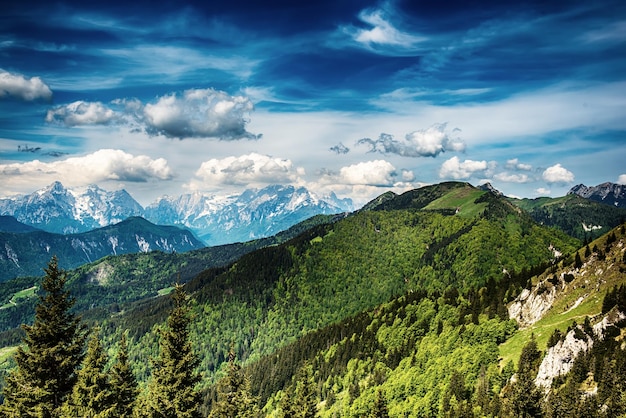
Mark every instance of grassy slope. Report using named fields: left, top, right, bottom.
left=500, top=224, right=626, bottom=367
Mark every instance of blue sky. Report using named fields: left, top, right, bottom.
left=1, top=0, right=625, bottom=206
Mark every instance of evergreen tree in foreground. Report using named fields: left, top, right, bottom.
left=145, top=284, right=202, bottom=418
left=108, top=331, right=138, bottom=417
left=209, top=350, right=260, bottom=418
left=1, top=256, right=87, bottom=417
left=62, top=328, right=114, bottom=417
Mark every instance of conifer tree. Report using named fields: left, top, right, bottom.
left=108, top=331, right=138, bottom=417
left=146, top=284, right=201, bottom=418
left=63, top=327, right=114, bottom=417
left=209, top=350, right=259, bottom=418
left=1, top=256, right=87, bottom=417
left=281, top=363, right=317, bottom=418
left=506, top=335, right=543, bottom=418
left=369, top=389, right=389, bottom=418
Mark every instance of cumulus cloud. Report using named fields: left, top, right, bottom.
left=505, top=158, right=532, bottom=171
left=439, top=156, right=495, bottom=180
left=330, top=143, right=350, bottom=154
left=327, top=160, right=400, bottom=186
left=535, top=188, right=551, bottom=196
left=46, top=101, right=118, bottom=126
left=0, top=149, right=173, bottom=187
left=617, top=174, right=626, bottom=185
left=542, top=163, right=575, bottom=184
left=358, top=123, right=465, bottom=158
left=314, top=160, right=417, bottom=207
left=45, top=88, right=258, bottom=140
left=143, top=88, right=257, bottom=140
left=189, top=153, right=303, bottom=190
left=0, top=69, right=52, bottom=101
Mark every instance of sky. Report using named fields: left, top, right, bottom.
left=1, top=0, right=625, bottom=207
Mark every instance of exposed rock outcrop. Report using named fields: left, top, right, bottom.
left=534, top=308, right=625, bottom=390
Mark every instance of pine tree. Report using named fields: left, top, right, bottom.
left=108, top=331, right=138, bottom=417
left=280, top=363, right=317, bottom=418
left=506, top=335, right=543, bottom=418
left=146, top=284, right=202, bottom=418
left=209, top=351, right=259, bottom=418
left=63, top=328, right=114, bottom=417
left=1, top=256, right=87, bottom=417
left=369, top=389, right=389, bottom=418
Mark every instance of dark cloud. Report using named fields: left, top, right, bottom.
left=330, top=143, right=350, bottom=154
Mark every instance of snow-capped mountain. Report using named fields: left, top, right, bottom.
left=568, top=182, right=626, bottom=208
left=145, top=184, right=354, bottom=245
left=0, top=182, right=144, bottom=234
left=0, top=182, right=354, bottom=246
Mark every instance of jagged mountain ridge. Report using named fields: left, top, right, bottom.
left=144, top=184, right=353, bottom=245
left=0, top=216, right=204, bottom=282
left=569, top=181, right=626, bottom=207
left=0, top=182, right=353, bottom=246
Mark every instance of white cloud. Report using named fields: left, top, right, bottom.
left=358, top=123, right=465, bottom=158
left=505, top=158, right=533, bottom=171
left=142, top=88, right=258, bottom=140
left=439, top=156, right=494, bottom=180
left=314, top=160, right=417, bottom=207
left=493, top=172, right=530, bottom=183
left=535, top=188, right=551, bottom=196
left=188, top=153, right=303, bottom=191
left=353, top=9, right=425, bottom=47
left=542, top=163, right=575, bottom=184
left=0, top=149, right=173, bottom=190
left=46, top=88, right=259, bottom=140
left=617, top=174, right=626, bottom=185
left=46, top=101, right=118, bottom=126
left=0, top=69, right=52, bottom=101
left=319, top=160, right=398, bottom=186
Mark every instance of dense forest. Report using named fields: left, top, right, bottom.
left=0, top=183, right=625, bottom=416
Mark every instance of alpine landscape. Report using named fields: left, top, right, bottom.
left=1, top=0, right=625, bottom=416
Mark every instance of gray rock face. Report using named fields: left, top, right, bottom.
left=569, top=182, right=626, bottom=207
left=534, top=309, right=625, bottom=390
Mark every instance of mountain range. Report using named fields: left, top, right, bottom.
left=0, top=182, right=353, bottom=246
left=0, top=181, right=624, bottom=416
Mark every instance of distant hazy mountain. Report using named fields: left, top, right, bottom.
left=0, top=216, right=41, bottom=233
left=0, top=216, right=204, bottom=282
left=0, top=182, right=354, bottom=246
left=144, top=184, right=354, bottom=245
left=569, top=182, right=626, bottom=207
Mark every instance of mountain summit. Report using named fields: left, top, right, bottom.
left=144, top=184, right=353, bottom=245
left=0, top=183, right=353, bottom=245
left=568, top=182, right=626, bottom=207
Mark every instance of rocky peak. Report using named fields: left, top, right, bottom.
left=568, top=182, right=626, bottom=207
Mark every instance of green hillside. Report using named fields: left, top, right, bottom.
left=4, top=182, right=622, bottom=417
left=93, top=183, right=579, bottom=389
left=509, top=194, right=626, bottom=240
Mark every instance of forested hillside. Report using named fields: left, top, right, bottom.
left=2, top=182, right=623, bottom=417
left=96, top=183, right=578, bottom=392
left=509, top=194, right=626, bottom=240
